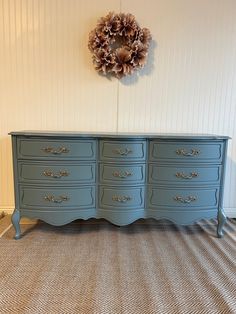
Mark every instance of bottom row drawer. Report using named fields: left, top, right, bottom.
left=20, top=186, right=95, bottom=209
left=19, top=185, right=219, bottom=211
left=20, top=186, right=145, bottom=210
left=99, top=186, right=145, bottom=210
left=149, top=187, right=219, bottom=209
left=99, top=186, right=219, bottom=210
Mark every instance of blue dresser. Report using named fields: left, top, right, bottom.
left=10, top=131, right=229, bottom=239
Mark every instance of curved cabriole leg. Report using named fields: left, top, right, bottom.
left=217, top=208, right=226, bottom=238
left=11, top=209, right=21, bottom=240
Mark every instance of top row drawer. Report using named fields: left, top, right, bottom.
left=16, top=138, right=224, bottom=163
left=17, top=139, right=96, bottom=160
left=150, top=141, right=224, bottom=163
left=99, top=140, right=146, bottom=161
left=17, top=138, right=147, bottom=161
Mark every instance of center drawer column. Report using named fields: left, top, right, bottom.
left=97, top=139, right=146, bottom=225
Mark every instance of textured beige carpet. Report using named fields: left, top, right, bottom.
left=0, top=215, right=236, bottom=314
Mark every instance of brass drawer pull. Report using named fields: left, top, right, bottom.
left=176, top=149, right=200, bottom=157
left=112, top=195, right=132, bottom=202
left=173, top=195, right=197, bottom=203
left=175, top=172, right=198, bottom=179
left=113, top=148, right=132, bottom=156
left=44, top=195, right=70, bottom=203
left=42, top=147, right=70, bottom=155
left=43, top=170, right=70, bottom=178
left=112, top=171, right=133, bottom=178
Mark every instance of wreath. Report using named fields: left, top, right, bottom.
left=88, top=12, right=152, bottom=79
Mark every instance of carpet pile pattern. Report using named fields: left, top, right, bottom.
left=0, top=216, right=236, bottom=314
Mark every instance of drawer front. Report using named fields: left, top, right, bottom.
left=18, top=162, right=96, bottom=184
left=100, top=140, right=146, bottom=161
left=99, top=163, right=145, bottom=184
left=149, top=164, right=221, bottom=185
left=148, top=187, right=219, bottom=209
left=17, top=139, right=96, bottom=160
left=20, top=186, right=95, bottom=209
left=99, top=186, right=145, bottom=209
left=150, top=141, right=223, bottom=163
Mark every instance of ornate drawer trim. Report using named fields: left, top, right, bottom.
left=99, top=186, right=145, bottom=210
left=18, top=162, right=96, bottom=184
left=99, top=163, right=145, bottom=184
left=100, top=140, right=146, bottom=161
left=150, top=141, right=223, bottom=163
left=148, top=164, right=221, bottom=185
left=19, top=186, right=96, bottom=209
left=17, top=138, right=96, bottom=160
left=148, top=187, right=219, bottom=209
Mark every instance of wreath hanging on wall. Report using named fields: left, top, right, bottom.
left=88, top=12, right=152, bottom=79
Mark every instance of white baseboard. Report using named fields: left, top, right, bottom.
left=1, top=206, right=236, bottom=218
left=225, top=208, right=236, bottom=218
left=0, top=207, right=14, bottom=215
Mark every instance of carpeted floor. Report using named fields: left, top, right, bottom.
left=0, top=215, right=236, bottom=314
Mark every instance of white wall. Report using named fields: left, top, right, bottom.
left=0, top=0, right=236, bottom=216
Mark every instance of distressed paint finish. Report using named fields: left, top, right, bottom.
left=10, top=132, right=229, bottom=239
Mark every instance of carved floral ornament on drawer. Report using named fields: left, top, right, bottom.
left=88, top=12, right=152, bottom=79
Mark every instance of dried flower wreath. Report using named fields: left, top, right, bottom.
left=88, top=12, right=152, bottom=79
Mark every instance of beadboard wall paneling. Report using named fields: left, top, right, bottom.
left=118, top=0, right=236, bottom=215
left=0, top=0, right=120, bottom=208
left=119, top=0, right=236, bottom=134
left=0, top=0, right=236, bottom=216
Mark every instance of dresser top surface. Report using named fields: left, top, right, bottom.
left=9, top=130, right=230, bottom=140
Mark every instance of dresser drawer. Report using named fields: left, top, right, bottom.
left=100, top=140, right=146, bottom=161
left=150, top=141, right=223, bottom=163
left=149, top=164, right=221, bottom=185
left=148, top=187, right=219, bottom=209
left=18, top=162, right=96, bottom=184
left=99, top=186, right=145, bottom=209
left=20, top=186, right=95, bottom=209
left=99, top=163, right=145, bottom=184
left=17, top=138, right=96, bottom=160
